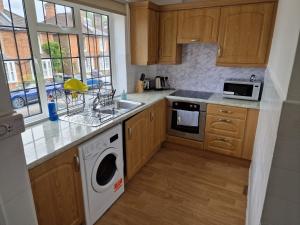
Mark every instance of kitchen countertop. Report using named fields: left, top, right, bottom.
left=22, top=90, right=174, bottom=169
left=22, top=90, right=260, bottom=169
left=166, top=92, right=260, bottom=109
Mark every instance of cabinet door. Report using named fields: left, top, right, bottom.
left=206, top=115, right=246, bottom=139
left=148, top=9, right=159, bottom=64
left=159, top=11, right=182, bottom=64
left=158, top=100, right=167, bottom=143
left=242, top=109, right=259, bottom=160
left=204, top=133, right=243, bottom=157
left=217, top=3, right=275, bottom=67
left=177, top=7, right=220, bottom=44
left=125, top=110, right=149, bottom=180
left=147, top=104, right=161, bottom=158
left=29, top=148, right=84, bottom=225
left=130, top=6, right=159, bottom=65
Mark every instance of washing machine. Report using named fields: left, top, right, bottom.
left=79, top=124, right=124, bottom=225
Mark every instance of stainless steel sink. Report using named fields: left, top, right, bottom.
left=60, top=99, right=144, bottom=127
left=115, top=99, right=144, bottom=110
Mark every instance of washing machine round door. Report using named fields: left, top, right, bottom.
left=91, top=147, right=121, bottom=193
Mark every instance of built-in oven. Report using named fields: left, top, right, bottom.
left=167, top=99, right=207, bottom=142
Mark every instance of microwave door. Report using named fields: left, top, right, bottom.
left=224, top=83, right=254, bottom=97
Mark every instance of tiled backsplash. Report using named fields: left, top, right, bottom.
left=147, top=43, right=266, bottom=93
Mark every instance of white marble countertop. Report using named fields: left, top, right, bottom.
left=22, top=89, right=260, bottom=169
left=22, top=90, right=174, bottom=169
left=166, top=92, right=260, bottom=109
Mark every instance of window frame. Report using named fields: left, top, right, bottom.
left=21, top=0, right=115, bottom=125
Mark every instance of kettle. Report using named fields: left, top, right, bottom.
left=155, top=76, right=162, bottom=90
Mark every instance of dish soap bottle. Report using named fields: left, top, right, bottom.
left=121, top=90, right=127, bottom=100
left=48, top=95, right=58, bottom=121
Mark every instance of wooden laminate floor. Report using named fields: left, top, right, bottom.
left=95, top=146, right=249, bottom=225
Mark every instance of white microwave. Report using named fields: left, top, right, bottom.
left=223, top=79, right=263, bottom=101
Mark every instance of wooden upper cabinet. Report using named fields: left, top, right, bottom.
left=130, top=2, right=159, bottom=65
left=217, top=2, right=276, bottom=67
left=177, top=7, right=220, bottom=44
left=29, top=148, right=84, bottom=225
left=159, top=11, right=182, bottom=64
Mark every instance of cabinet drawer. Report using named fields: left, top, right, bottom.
left=207, top=104, right=247, bottom=120
left=206, top=115, right=246, bottom=139
left=204, top=134, right=243, bottom=157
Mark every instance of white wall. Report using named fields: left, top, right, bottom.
left=110, top=13, right=128, bottom=96
left=246, top=1, right=300, bottom=225
left=0, top=63, right=38, bottom=224
left=267, top=0, right=300, bottom=100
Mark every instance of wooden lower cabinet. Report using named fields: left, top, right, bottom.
left=205, top=104, right=259, bottom=160
left=125, top=109, right=149, bottom=181
left=205, top=133, right=243, bottom=157
left=125, top=100, right=167, bottom=181
left=29, top=147, right=84, bottom=225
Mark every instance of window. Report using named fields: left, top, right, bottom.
left=0, top=0, right=115, bottom=122
left=0, top=0, right=42, bottom=118
left=34, top=0, right=74, bottom=27
left=80, top=10, right=112, bottom=92
left=4, top=61, right=17, bottom=83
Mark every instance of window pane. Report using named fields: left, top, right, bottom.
left=0, top=0, right=41, bottom=118
left=66, top=7, right=73, bottom=27
left=43, top=2, right=56, bottom=25
left=72, top=58, right=81, bottom=77
left=102, top=15, right=108, bottom=36
left=35, top=0, right=74, bottom=28
left=95, top=14, right=102, bottom=35
left=34, top=0, right=44, bottom=23
left=87, top=12, right=95, bottom=34
left=69, top=35, right=78, bottom=57
left=10, top=0, right=26, bottom=28
left=56, top=5, right=66, bottom=27
left=80, top=10, right=112, bottom=91
left=16, top=30, right=31, bottom=59
left=59, top=34, right=70, bottom=57
left=80, top=10, right=87, bottom=33
left=0, top=30, right=18, bottom=60
left=38, top=32, right=81, bottom=112
left=101, top=36, right=110, bottom=56
left=0, top=0, right=12, bottom=27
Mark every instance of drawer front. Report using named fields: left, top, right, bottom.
left=206, top=115, right=246, bottom=139
left=204, top=134, right=243, bottom=157
left=207, top=104, right=247, bottom=120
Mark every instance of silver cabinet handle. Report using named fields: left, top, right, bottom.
left=191, top=39, right=200, bottom=42
left=128, top=127, right=132, bottom=139
left=218, top=45, right=222, bottom=57
left=219, top=109, right=232, bottom=114
left=150, top=112, right=154, bottom=121
left=74, top=155, right=80, bottom=172
left=216, top=137, right=229, bottom=142
left=218, top=118, right=231, bottom=123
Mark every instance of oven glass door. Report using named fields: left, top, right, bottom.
left=171, top=109, right=200, bottom=133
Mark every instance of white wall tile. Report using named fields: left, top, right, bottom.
left=153, top=44, right=265, bottom=93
